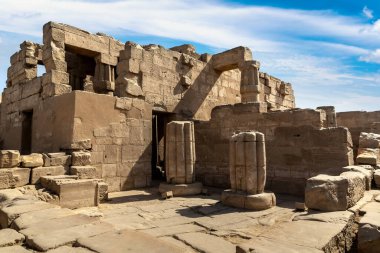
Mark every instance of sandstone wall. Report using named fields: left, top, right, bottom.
left=337, top=111, right=380, bottom=157
left=195, top=103, right=354, bottom=196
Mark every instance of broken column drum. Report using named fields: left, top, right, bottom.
left=159, top=121, right=202, bottom=196
left=222, top=131, right=276, bottom=210
left=229, top=131, right=266, bottom=194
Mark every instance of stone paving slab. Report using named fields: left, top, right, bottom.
left=0, top=200, right=56, bottom=228
left=142, top=223, right=205, bottom=237
left=103, top=213, right=155, bottom=230
left=160, top=236, right=197, bottom=253
left=46, top=245, right=95, bottom=253
left=0, top=245, right=31, bottom=253
left=237, top=237, right=324, bottom=253
left=77, top=229, right=188, bottom=253
left=12, top=207, right=74, bottom=230
left=26, top=221, right=114, bottom=251
left=293, top=210, right=354, bottom=224
left=175, top=232, right=236, bottom=253
left=20, top=214, right=99, bottom=238
left=0, top=228, right=25, bottom=247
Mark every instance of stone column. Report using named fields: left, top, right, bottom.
left=222, top=131, right=275, bottom=210
left=230, top=131, right=266, bottom=194
left=165, top=121, right=195, bottom=184
left=239, top=60, right=261, bottom=103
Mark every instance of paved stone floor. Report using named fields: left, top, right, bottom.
left=0, top=186, right=379, bottom=252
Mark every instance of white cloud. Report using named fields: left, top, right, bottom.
left=363, top=6, right=374, bottom=19
left=359, top=49, right=380, bottom=64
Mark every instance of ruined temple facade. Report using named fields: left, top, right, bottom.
left=3, top=22, right=377, bottom=195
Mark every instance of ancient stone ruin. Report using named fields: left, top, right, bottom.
left=0, top=22, right=379, bottom=252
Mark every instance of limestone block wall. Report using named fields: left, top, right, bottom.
left=195, top=103, right=354, bottom=196
left=259, top=73, right=295, bottom=110
left=337, top=111, right=380, bottom=158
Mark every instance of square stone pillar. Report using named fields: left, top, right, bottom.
left=239, top=60, right=261, bottom=103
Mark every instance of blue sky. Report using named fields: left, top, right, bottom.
left=0, top=0, right=379, bottom=111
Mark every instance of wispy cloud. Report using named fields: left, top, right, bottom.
left=363, top=6, right=374, bottom=19
left=360, top=49, right=380, bottom=64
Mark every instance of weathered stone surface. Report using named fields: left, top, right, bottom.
left=0, top=150, right=20, bottom=168
left=359, top=132, right=380, bottom=149
left=221, top=190, right=276, bottom=210
left=70, top=166, right=97, bottom=179
left=77, top=229, right=186, bottom=253
left=71, top=151, right=91, bottom=166
left=158, top=182, right=202, bottom=196
left=20, top=153, right=43, bottom=167
left=46, top=246, right=94, bottom=253
left=11, top=167, right=31, bottom=187
left=358, top=202, right=380, bottom=253
left=165, top=121, right=196, bottom=184
left=143, top=223, right=204, bottom=237
left=26, top=221, right=114, bottom=251
left=0, top=200, right=56, bottom=228
left=49, top=155, right=71, bottom=167
left=342, top=165, right=373, bottom=190
left=305, top=173, right=365, bottom=211
left=229, top=131, right=266, bottom=194
left=357, top=148, right=378, bottom=165
left=0, top=169, right=15, bottom=189
left=0, top=228, right=25, bottom=247
left=175, top=232, right=235, bottom=253
left=30, top=166, right=67, bottom=184
left=0, top=245, right=30, bottom=253
left=12, top=207, right=73, bottom=230
left=20, top=214, right=99, bottom=238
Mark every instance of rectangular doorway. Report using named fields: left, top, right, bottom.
left=21, top=110, right=33, bottom=155
left=151, top=111, right=175, bottom=181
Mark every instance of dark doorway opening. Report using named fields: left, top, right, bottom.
left=65, top=45, right=97, bottom=91
left=21, top=110, right=33, bottom=155
left=151, top=111, right=175, bottom=181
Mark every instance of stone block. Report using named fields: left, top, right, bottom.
left=20, top=153, right=44, bottom=168
left=305, top=173, right=365, bottom=211
left=357, top=148, right=378, bottom=165
left=96, top=182, right=108, bottom=203
left=0, top=150, right=20, bottom=168
left=42, top=83, right=71, bottom=99
left=0, top=170, right=15, bottom=189
left=70, top=139, right=92, bottom=150
left=71, top=151, right=91, bottom=166
left=0, top=245, right=30, bottom=253
left=221, top=190, right=276, bottom=210
left=158, top=182, right=202, bottom=196
left=359, top=132, right=380, bottom=149
left=342, top=165, right=373, bottom=190
left=50, top=155, right=71, bottom=166
left=11, top=168, right=31, bottom=187
left=31, top=166, right=67, bottom=184
left=358, top=211, right=380, bottom=253
left=70, top=166, right=97, bottom=179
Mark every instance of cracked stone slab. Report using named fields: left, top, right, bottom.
left=237, top=237, right=323, bottom=253
left=20, top=214, right=99, bottom=238
left=25, top=221, right=114, bottom=251
left=46, top=245, right=95, bottom=253
left=0, top=245, right=31, bottom=253
left=0, top=201, right=56, bottom=228
left=142, top=223, right=204, bottom=237
left=12, top=207, right=73, bottom=230
left=293, top=210, right=354, bottom=224
left=103, top=213, right=155, bottom=230
left=175, top=232, right=236, bottom=253
left=0, top=228, right=25, bottom=247
left=160, top=237, right=197, bottom=253
left=76, top=229, right=187, bottom=253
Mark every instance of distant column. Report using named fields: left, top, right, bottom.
left=239, top=60, right=261, bottom=103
